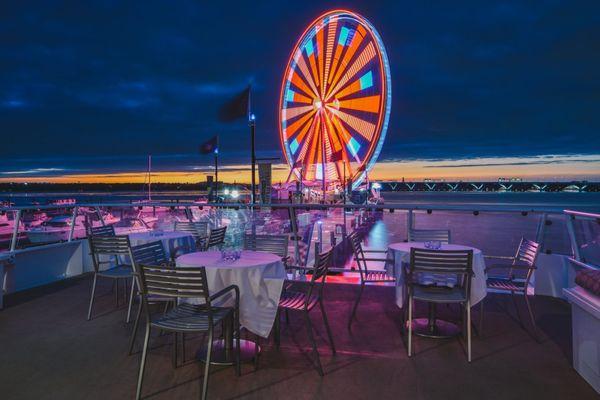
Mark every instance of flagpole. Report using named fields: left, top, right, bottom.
left=248, top=87, right=256, bottom=205
left=215, top=136, right=219, bottom=201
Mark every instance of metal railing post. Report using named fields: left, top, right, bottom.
left=565, top=214, right=581, bottom=261
left=10, top=210, right=21, bottom=251
left=68, top=206, right=79, bottom=242
left=535, top=213, right=547, bottom=250
left=95, top=207, right=105, bottom=226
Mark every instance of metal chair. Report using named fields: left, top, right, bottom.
left=407, top=248, right=474, bottom=361
left=347, top=230, right=395, bottom=330
left=87, top=235, right=136, bottom=322
left=243, top=233, right=289, bottom=263
left=173, top=220, right=208, bottom=253
left=408, top=228, right=451, bottom=243
left=88, top=224, right=115, bottom=237
left=274, top=248, right=335, bottom=376
left=202, top=226, right=227, bottom=251
left=480, top=237, right=541, bottom=340
left=128, top=240, right=176, bottom=355
left=134, top=264, right=240, bottom=400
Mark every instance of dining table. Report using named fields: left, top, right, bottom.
left=387, top=242, right=488, bottom=338
left=128, top=230, right=196, bottom=258
left=176, top=250, right=286, bottom=363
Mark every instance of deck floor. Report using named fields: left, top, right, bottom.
left=0, top=276, right=597, bottom=400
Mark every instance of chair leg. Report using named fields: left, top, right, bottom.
left=87, top=274, right=98, bottom=321
left=126, top=277, right=136, bottom=323
left=479, top=299, right=484, bottom=337
left=348, top=283, right=364, bottom=330
left=303, top=311, right=323, bottom=376
left=172, top=332, right=178, bottom=369
left=274, top=310, right=281, bottom=349
left=235, top=310, right=241, bottom=376
left=467, top=302, right=472, bottom=362
left=201, top=329, right=214, bottom=400
left=523, top=293, right=540, bottom=342
left=135, top=324, right=151, bottom=400
left=128, top=300, right=143, bottom=355
left=408, top=296, right=413, bottom=357
left=510, top=291, right=524, bottom=329
left=319, top=300, right=336, bottom=354
left=115, top=278, right=120, bottom=306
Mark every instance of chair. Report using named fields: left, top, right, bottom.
left=481, top=237, right=540, bottom=340
left=173, top=220, right=209, bottom=251
left=87, top=235, right=136, bottom=322
left=134, top=264, right=240, bottom=400
left=128, top=240, right=176, bottom=355
left=408, top=228, right=451, bottom=243
left=88, top=224, right=115, bottom=237
left=347, top=230, right=395, bottom=330
left=243, top=233, right=289, bottom=264
left=201, top=226, right=227, bottom=251
left=274, top=248, right=335, bottom=376
left=407, top=248, right=474, bottom=361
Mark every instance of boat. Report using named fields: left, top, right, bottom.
left=25, top=212, right=120, bottom=243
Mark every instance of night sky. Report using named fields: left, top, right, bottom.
left=1, top=1, right=599, bottom=181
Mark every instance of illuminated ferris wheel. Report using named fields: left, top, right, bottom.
left=279, top=10, right=391, bottom=189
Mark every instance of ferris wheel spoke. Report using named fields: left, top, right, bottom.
left=328, top=107, right=376, bottom=141
left=322, top=19, right=337, bottom=95
left=338, top=95, right=381, bottom=114
left=335, top=70, right=376, bottom=99
left=326, top=41, right=377, bottom=101
left=315, top=26, right=325, bottom=92
left=293, top=55, right=320, bottom=98
left=282, top=105, right=314, bottom=122
left=283, top=108, right=316, bottom=139
left=328, top=24, right=367, bottom=94
left=288, top=68, right=316, bottom=99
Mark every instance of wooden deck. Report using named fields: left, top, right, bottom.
left=0, top=276, right=597, bottom=399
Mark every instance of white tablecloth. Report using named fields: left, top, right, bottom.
left=128, top=231, right=195, bottom=259
left=386, top=242, right=487, bottom=308
left=176, top=250, right=286, bottom=338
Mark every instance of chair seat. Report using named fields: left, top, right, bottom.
left=486, top=277, right=526, bottom=292
left=412, top=285, right=467, bottom=303
left=364, top=271, right=395, bottom=283
left=279, top=290, right=318, bottom=311
left=151, top=303, right=232, bottom=332
left=97, top=265, right=133, bottom=278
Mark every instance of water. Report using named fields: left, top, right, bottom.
left=2, top=190, right=599, bottom=212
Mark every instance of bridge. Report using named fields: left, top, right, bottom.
left=375, top=181, right=599, bottom=193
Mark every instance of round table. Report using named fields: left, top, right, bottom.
left=176, top=250, right=286, bottom=363
left=387, top=242, right=487, bottom=338
left=128, top=231, right=195, bottom=258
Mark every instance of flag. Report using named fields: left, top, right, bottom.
left=199, top=136, right=218, bottom=154
left=218, top=86, right=250, bottom=122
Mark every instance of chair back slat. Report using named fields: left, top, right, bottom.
left=348, top=230, right=368, bottom=276
left=311, top=248, right=334, bottom=282
left=138, top=265, right=210, bottom=300
left=408, top=229, right=451, bottom=244
left=243, top=234, right=289, bottom=258
left=88, top=225, right=115, bottom=237
left=409, top=248, right=473, bottom=276
left=207, top=226, right=227, bottom=249
left=89, top=235, right=131, bottom=255
left=131, top=241, right=169, bottom=267
left=174, top=221, right=209, bottom=240
left=510, top=237, right=540, bottom=283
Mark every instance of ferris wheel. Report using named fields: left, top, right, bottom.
left=279, top=10, right=391, bottom=189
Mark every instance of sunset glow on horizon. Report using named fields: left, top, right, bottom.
left=1, top=155, right=598, bottom=184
